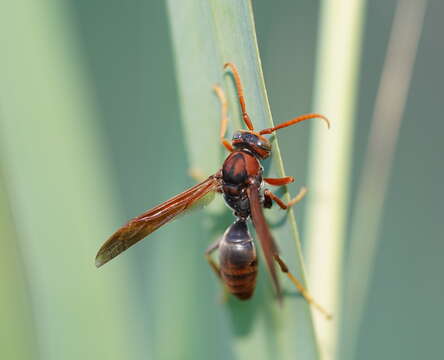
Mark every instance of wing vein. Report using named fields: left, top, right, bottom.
left=95, top=175, right=220, bottom=267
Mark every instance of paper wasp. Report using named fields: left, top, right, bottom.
left=95, top=62, right=331, bottom=319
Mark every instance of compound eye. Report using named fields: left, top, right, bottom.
left=245, top=133, right=258, bottom=143
left=258, top=140, right=271, bottom=151
left=232, top=131, right=242, bottom=141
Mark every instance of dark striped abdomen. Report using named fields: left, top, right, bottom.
left=219, top=237, right=258, bottom=300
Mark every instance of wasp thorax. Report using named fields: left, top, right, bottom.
left=231, top=130, right=271, bottom=159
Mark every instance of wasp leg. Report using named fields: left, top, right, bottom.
left=274, top=254, right=332, bottom=320
left=264, top=176, right=295, bottom=186
left=213, top=85, right=233, bottom=152
left=205, top=238, right=222, bottom=279
left=264, top=187, right=307, bottom=210
left=223, top=62, right=254, bottom=131
left=205, top=238, right=230, bottom=302
left=188, top=168, right=207, bottom=183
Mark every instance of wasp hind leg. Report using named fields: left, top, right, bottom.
left=205, top=238, right=229, bottom=302
left=274, top=254, right=332, bottom=320
left=205, top=238, right=222, bottom=279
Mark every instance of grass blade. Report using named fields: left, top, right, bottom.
left=0, top=169, right=38, bottom=360
left=304, top=0, right=366, bottom=358
left=0, top=1, right=144, bottom=358
left=167, top=1, right=320, bottom=358
left=342, top=1, right=428, bottom=358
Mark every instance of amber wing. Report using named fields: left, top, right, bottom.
left=247, top=183, right=282, bottom=300
left=95, top=175, right=220, bottom=267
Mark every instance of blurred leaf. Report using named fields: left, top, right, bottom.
left=303, top=0, right=366, bottom=359
left=342, top=1, right=427, bottom=359
left=0, top=1, right=145, bottom=359
left=0, top=170, right=38, bottom=360
left=166, top=0, right=320, bottom=358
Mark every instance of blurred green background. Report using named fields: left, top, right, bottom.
left=1, top=0, right=443, bottom=359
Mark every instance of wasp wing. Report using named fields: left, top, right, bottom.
left=95, top=175, right=220, bottom=267
left=247, top=183, right=282, bottom=301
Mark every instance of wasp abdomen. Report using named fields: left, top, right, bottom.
left=219, top=220, right=258, bottom=300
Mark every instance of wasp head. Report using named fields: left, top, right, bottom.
left=231, top=130, right=271, bottom=159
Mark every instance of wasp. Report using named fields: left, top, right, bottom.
left=95, top=63, right=331, bottom=319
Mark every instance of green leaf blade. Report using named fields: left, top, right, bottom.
left=167, top=1, right=320, bottom=358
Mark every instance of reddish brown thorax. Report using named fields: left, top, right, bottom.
left=221, top=150, right=263, bottom=218
left=222, top=151, right=261, bottom=185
